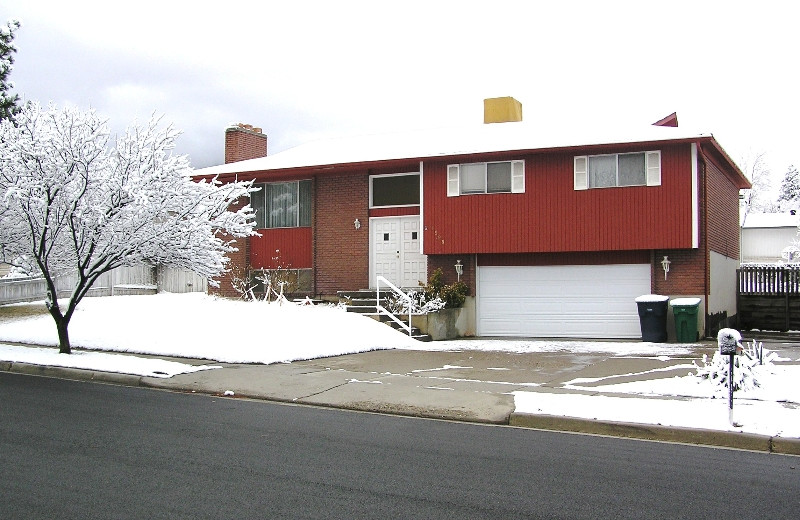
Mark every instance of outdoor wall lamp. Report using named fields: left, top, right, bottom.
left=354, top=218, right=361, bottom=230
left=455, top=260, right=463, bottom=281
left=661, top=255, right=671, bottom=280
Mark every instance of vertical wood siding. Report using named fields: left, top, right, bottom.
left=423, top=144, right=695, bottom=255
left=251, top=228, right=313, bottom=269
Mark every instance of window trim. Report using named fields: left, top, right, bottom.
left=447, top=160, right=525, bottom=196
left=369, top=172, right=421, bottom=209
left=574, top=151, right=661, bottom=190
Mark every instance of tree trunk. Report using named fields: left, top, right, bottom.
left=55, top=315, right=72, bottom=354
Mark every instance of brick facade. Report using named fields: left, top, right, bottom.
left=314, top=172, right=370, bottom=295
left=427, top=254, right=475, bottom=293
left=225, top=124, right=267, bottom=164
left=208, top=198, right=250, bottom=299
left=706, top=155, right=741, bottom=260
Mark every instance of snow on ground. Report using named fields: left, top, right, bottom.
left=0, top=293, right=418, bottom=364
left=0, top=344, right=220, bottom=378
left=412, top=338, right=698, bottom=357
left=1, top=293, right=798, bottom=437
left=514, top=359, right=800, bottom=437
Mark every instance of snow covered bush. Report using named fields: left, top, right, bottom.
left=694, top=339, right=778, bottom=394
left=385, top=268, right=469, bottom=314
left=421, top=268, right=469, bottom=309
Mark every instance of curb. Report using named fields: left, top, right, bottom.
left=3, top=361, right=799, bottom=455
left=5, top=362, right=144, bottom=387
left=510, top=412, right=800, bottom=455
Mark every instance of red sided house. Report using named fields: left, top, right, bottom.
left=195, top=101, right=750, bottom=340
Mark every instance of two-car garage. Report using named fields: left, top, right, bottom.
left=477, top=264, right=651, bottom=338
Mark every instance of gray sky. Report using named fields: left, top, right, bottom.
left=2, top=1, right=798, bottom=191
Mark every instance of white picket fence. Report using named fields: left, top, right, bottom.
left=0, top=265, right=207, bottom=305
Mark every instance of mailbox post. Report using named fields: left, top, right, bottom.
left=717, top=328, right=742, bottom=426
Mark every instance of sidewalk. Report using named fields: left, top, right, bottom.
left=4, top=340, right=800, bottom=455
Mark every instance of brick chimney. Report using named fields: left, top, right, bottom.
left=224, top=123, right=268, bottom=164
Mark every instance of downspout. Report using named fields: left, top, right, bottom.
left=697, top=142, right=710, bottom=333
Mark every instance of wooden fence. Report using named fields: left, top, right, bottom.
left=0, top=265, right=207, bottom=305
left=737, top=266, right=800, bottom=331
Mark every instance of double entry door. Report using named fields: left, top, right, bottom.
left=371, top=216, right=427, bottom=289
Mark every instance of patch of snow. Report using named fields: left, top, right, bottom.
left=411, top=365, right=473, bottom=373
left=512, top=392, right=800, bottom=437
left=634, top=294, right=669, bottom=303
left=670, top=297, right=702, bottom=306
left=0, top=344, right=219, bottom=378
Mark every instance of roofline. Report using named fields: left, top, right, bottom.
left=195, top=135, right=725, bottom=183
left=696, top=136, right=751, bottom=189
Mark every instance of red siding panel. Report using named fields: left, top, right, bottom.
left=251, top=228, right=312, bottom=269
left=423, top=144, right=695, bottom=255
left=369, top=207, right=420, bottom=218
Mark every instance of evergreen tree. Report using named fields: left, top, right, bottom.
left=777, top=165, right=800, bottom=210
left=0, top=19, right=21, bottom=122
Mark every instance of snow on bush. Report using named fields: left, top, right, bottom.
left=694, top=339, right=779, bottom=394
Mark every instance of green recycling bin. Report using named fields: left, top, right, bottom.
left=670, top=298, right=701, bottom=342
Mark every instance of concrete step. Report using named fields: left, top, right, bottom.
left=338, top=290, right=430, bottom=341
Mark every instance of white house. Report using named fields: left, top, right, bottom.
left=740, top=210, right=800, bottom=264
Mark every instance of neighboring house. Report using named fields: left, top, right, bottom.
left=195, top=100, right=750, bottom=339
left=740, top=210, right=800, bottom=264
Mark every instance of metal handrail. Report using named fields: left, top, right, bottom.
left=375, top=276, right=414, bottom=335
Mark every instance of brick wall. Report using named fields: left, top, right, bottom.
left=705, top=156, right=741, bottom=260
left=315, top=172, right=370, bottom=295
left=225, top=125, right=267, bottom=164
left=427, top=254, right=475, bottom=293
left=208, top=197, right=250, bottom=298
left=651, top=248, right=706, bottom=295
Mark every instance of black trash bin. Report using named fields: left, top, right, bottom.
left=635, top=295, right=669, bottom=342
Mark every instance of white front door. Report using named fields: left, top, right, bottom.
left=371, top=216, right=427, bottom=289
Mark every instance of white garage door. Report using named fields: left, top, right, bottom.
left=478, top=264, right=651, bottom=338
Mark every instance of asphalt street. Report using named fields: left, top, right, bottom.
left=2, top=372, right=798, bottom=519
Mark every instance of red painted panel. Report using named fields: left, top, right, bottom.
left=369, top=206, right=420, bottom=218
left=251, top=227, right=312, bottom=269
left=478, top=251, right=650, bottom=266
left=423, top=144, right=695, bottom=255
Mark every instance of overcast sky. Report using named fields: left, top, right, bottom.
left=2, top=1, right=798, bottom=192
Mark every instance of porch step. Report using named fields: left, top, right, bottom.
left=337, top=290, right=431, bottom=342
left=373, top=314, right=432, bottom=342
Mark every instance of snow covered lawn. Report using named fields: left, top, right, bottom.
left=1, top=292, right=798, bottom=438
left=0, top=292, right=418, bottom=364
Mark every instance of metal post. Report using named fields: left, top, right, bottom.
left=728, top=353, right=735, bottom=425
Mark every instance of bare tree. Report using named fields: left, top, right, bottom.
left=739, top=151, right=776, bottom=217
left=0, top=103, right=256, bottom=353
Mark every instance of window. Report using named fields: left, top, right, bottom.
left=251, top=180, right=311, bottom=229
left=370, top=173, right=420, bottom=207
left=447, top=160, right=524, bottom=196
left=574, top=151, right=661, bottom=190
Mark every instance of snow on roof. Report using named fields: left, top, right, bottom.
left=741, top=212, right=800, bottom=229
left=195, top=121, right=713, bottom=176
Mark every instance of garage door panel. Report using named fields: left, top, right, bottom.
left=478, top=264, right=650, bottom=338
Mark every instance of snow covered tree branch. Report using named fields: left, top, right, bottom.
left=0, top=103, right=256, bottom=353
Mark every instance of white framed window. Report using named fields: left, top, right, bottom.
left=447, top=160, right=524, bottom=196
left=573, top=151, right=661, bottom=190
left=251, top=180, right=311, bottom=229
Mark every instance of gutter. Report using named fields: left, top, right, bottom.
left=697, top=142, right=711, bottom=331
